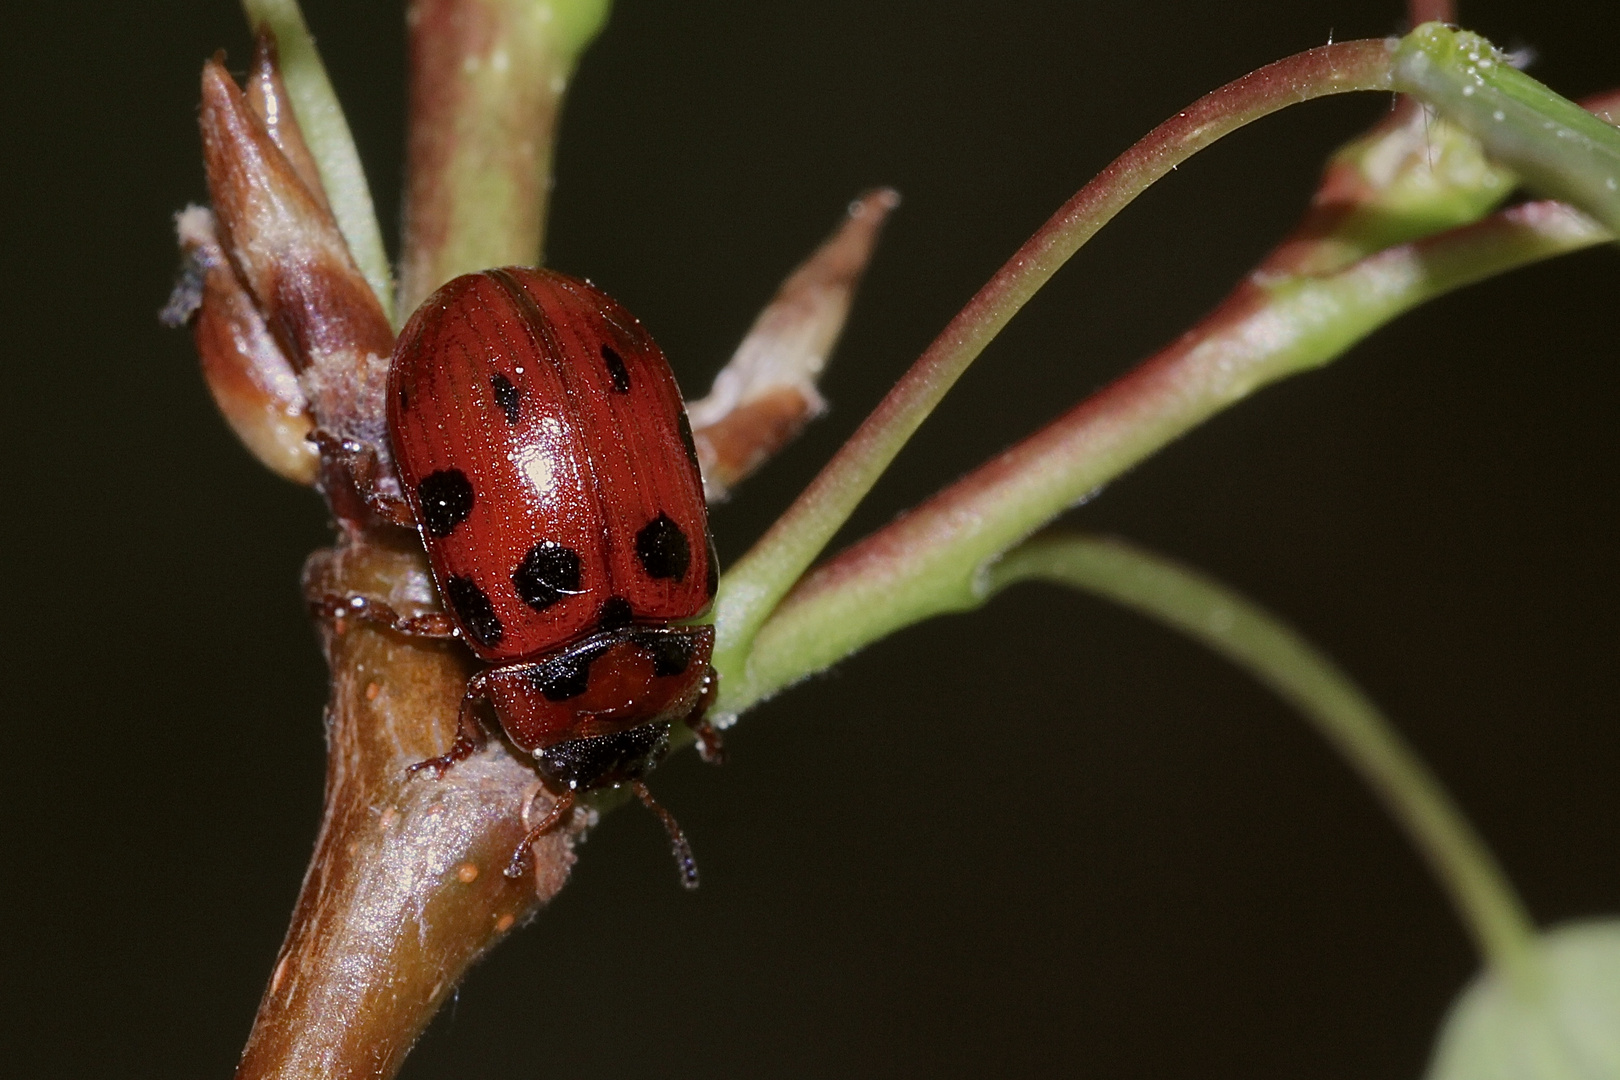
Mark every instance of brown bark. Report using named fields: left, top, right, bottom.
left=235, top=536, right=586, bottom=1079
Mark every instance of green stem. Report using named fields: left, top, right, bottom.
left=708, top=38, right=1398, bottom=680
left=397, top=0, right=612, bottom=313
left=989, top=532, right=1539, bottom=985
left=242, top=0, right=396, bottom=324
left=721, top=200, right=1606, bottom=716
left=1394, top=23, right=1620, bottom=236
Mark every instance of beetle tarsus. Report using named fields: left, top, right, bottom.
left=405, top=678, right=494, bottom=780
left=504, top=788, right=578, bottom=878
left=404, top=735, right=482, bottom=780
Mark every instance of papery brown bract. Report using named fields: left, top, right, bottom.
left=173, top=206, right=319, bottom=484
left=242, top=33, right=331, bottom=216
left=687, top=188, right=899, bottom=499
left=199, top=57, right=397, bottom=506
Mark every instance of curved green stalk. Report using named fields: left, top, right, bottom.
left=989, top=532, right=1539, bottom=986
left=713, top=24, right=1620, bottom=710
left=242, top=0, right=396, bottom=324
left=708, top=38, right=1399, bottom=681
left=719, top=200, right=1607, bottom=717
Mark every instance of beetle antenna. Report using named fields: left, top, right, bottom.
left=632, top=780, right=699, bottom=890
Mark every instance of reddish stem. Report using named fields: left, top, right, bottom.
left=714, top=38, right=1396, bottom=669
left=773, top=200, right=1603, bottom=656
left=1407, top=0, right=1455, bottom=29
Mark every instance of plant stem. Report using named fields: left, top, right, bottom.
left=242, top=0, right=395, bottom=323
left=234, top=541, right=581, bottom=1080
left=1394, top=23, right=1620, bottom=236
left=986, top=532, right=1539, bottom=985
left=723, top=199, right=1607, bottom=717
left=398, top=0, right=612, bottom=314
left=708, top=39, right=1398, bottom=682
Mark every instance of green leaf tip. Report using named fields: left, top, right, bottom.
left=1428, top=919, right=1620, bottom=1080
left=1394, top=22, right=1620, bottom=237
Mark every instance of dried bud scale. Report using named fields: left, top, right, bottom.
left=243, top=33, right=332, bottom=217
left=198, top=59, right=396, bottom=486
left=170, top=206, right=318, bottom=484
left=688, top=189, right=900, bottom=499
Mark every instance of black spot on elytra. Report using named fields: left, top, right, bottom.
left=490, top=373, right=520, bottom=424
left=597, top=596, right=634, bottom=631
left=417, top=469, right=474, bottom=537
left=444, top=575, right=502, bottom=647
left=528, top=645, right=604, bottom=701
left=676, top=411, right=699, bottom=469
left=512, top=541, right=582, bottom=612
left=642, top=633, right=695, bottom=678
left=705, top=536, right=719, bottom=599
left=600, top=344, right=631, bottom=393
left=635, top=512, right=690, bottom=582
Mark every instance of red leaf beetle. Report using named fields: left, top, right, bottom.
left=317, top=268, right=721, bottom=886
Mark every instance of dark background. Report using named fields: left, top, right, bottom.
left=4, top=1, right=1617, bottom=1076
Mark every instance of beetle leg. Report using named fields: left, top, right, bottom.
left=309, top=428, right=415, bottom=527
left=503, top=788, right=577, bottom=879
left=683, top=666, right=726, bottom=765
left=407, top=672, right=494, bottom=780
left=688, top=719, right=726, bottom=765
left=310, top=593, right=459, bottom=639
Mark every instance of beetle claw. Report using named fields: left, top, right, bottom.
left=403, top=756, right=452, bottom=781
left=689, top=719, right=727, bottom=766
left=404, top=735, right=481, bottom=780
left=503, top=789, right=578, bottom=879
